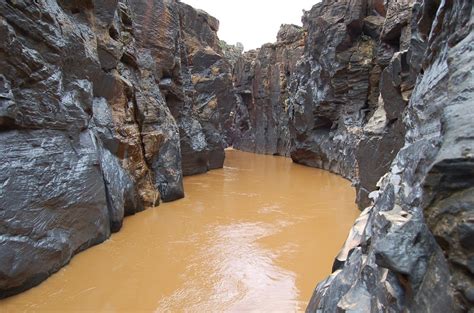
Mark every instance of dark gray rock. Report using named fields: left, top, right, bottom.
left=288, top=0, right=413, bottom=209
left=0, top=130, right=110, bottom=298
left=140, top=1, right=237, bottom=178
left=307, top=0, right=474, bottom=311
left=232, top=24, right=305, bottom=156
left=91, top=98, right=143, bottom=228
left=0, top=0, right=235, bottom=297
left=1, top=0, right=472, bottom=308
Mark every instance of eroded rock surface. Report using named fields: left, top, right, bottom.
left=231, top=1, right=411, bottom=208
left=0, top=0, right=234, bottom=297
left=232, top=24, right=304, bottom=156
left=306, top=0, right=474, bottom=311
left=226, top=0, right=473, bottom=310
left=288, top=0, right=412, bottom=208
left=177, top=2, right=237, bottom=174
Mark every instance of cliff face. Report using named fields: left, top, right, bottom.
left=173, top=2, right=237, bottom=175
left=288, top=0, right=412, bottom=209
left=0, top=0, right=234, bottom=298
left=228, top=0, right=473, bottom=310
left=304, top=0, right=473, bottom=311
left=231, top=24, right=305, bottom=156
left=231, top=0, right=411, bottom=209
left=1, top=0, right=472, bottom=308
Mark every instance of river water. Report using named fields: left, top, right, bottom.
left=2, top=149, right=359, bottom=312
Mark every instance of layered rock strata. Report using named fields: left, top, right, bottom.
left=172, top=2, right=237, bottom=175
left=0, top=0, right=233, bottom=298
left=231, top=4, right=410, bottom=208
left=232, top=24, right=304, bottom=156
left=228, top=0, right=473, bottom=310
left=305, top=0, right=474, bottom=311
left=288, top=0, right=413, bottom=208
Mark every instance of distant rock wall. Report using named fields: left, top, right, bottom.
left=219, top=40, right=244, bottom=67
left=0, top=0, right=234, bottom=298
left=231, top=24, right=304, bottom=156
left=231, top=2, right=411, bottom=208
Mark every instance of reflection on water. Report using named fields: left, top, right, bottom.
left=2, top=150, right=359, bottom=312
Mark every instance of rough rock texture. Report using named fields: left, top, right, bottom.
left=232, top=24, right=305, bottom=156
left=0, top=0, right=233, bottom=298
left=226, top=0, right=472, bottom=310
left=306, top=0, right=474, bottom=311
left=177, top=2, right=237, bottom=174
left=288, top=0, right=412, bottom=208
left=1, top=0, right=472, bottom=308
left=219, top=40, right=244, bottom=67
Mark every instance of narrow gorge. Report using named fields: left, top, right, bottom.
left=0, top=0, right=473, bottom=312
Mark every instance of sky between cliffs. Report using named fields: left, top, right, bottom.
left=180, top=0, right=318, bottom=51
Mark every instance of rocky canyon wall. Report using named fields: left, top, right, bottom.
left=0, top=0, right=234, bottom=298
left=1, top=0, right=472, bottom=309
left=288, top=0, right=412, bottom=209
left=231, top=0, right=412, bottom=208
left=229, top=0, right=473, bottom=311
left=302, top=0, right=473, bottom=311
left=231, top=24, right=304, bottom=156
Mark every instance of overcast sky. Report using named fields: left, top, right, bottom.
left=181, top=0, right=318, bottom=50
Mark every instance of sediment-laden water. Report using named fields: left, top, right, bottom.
left=2, top=150, right=359, bottom=312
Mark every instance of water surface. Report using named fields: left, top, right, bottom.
left=3, top=150, right=359, bottom=312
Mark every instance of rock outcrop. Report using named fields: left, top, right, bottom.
left=0, top=0, right=234, bottom=298
left=288, top=0, right=412, bottom=208
left=1, top=0, right=472, bottom=309
left=232, top=24, right=305, bottom=156
left=177, top=2, right=237, bottom=174
left=227, top=0, right=472, bottom=310
left=304, top=0, right=474, bottom=311
left=219, top=40, right=244, bottom=67
left=231, top=4, right=410, bottom=208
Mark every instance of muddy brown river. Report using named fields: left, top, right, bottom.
left=2, top=149, right=359, bottom=312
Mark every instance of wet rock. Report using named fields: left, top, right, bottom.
left=125, top=0, right=232, bottom=185
left=308, top=0, right=474, bottom=311
left=91, top=98, right=143, bottom=228
left=0, top=0, right=234, bottom=297
left=232, top=24, right=305, bottom=156
left=287, top=0, right=412, bottom=209
left=0, top=130, right=110, bottom=298
left=126, top=0, right=185, bottom=201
